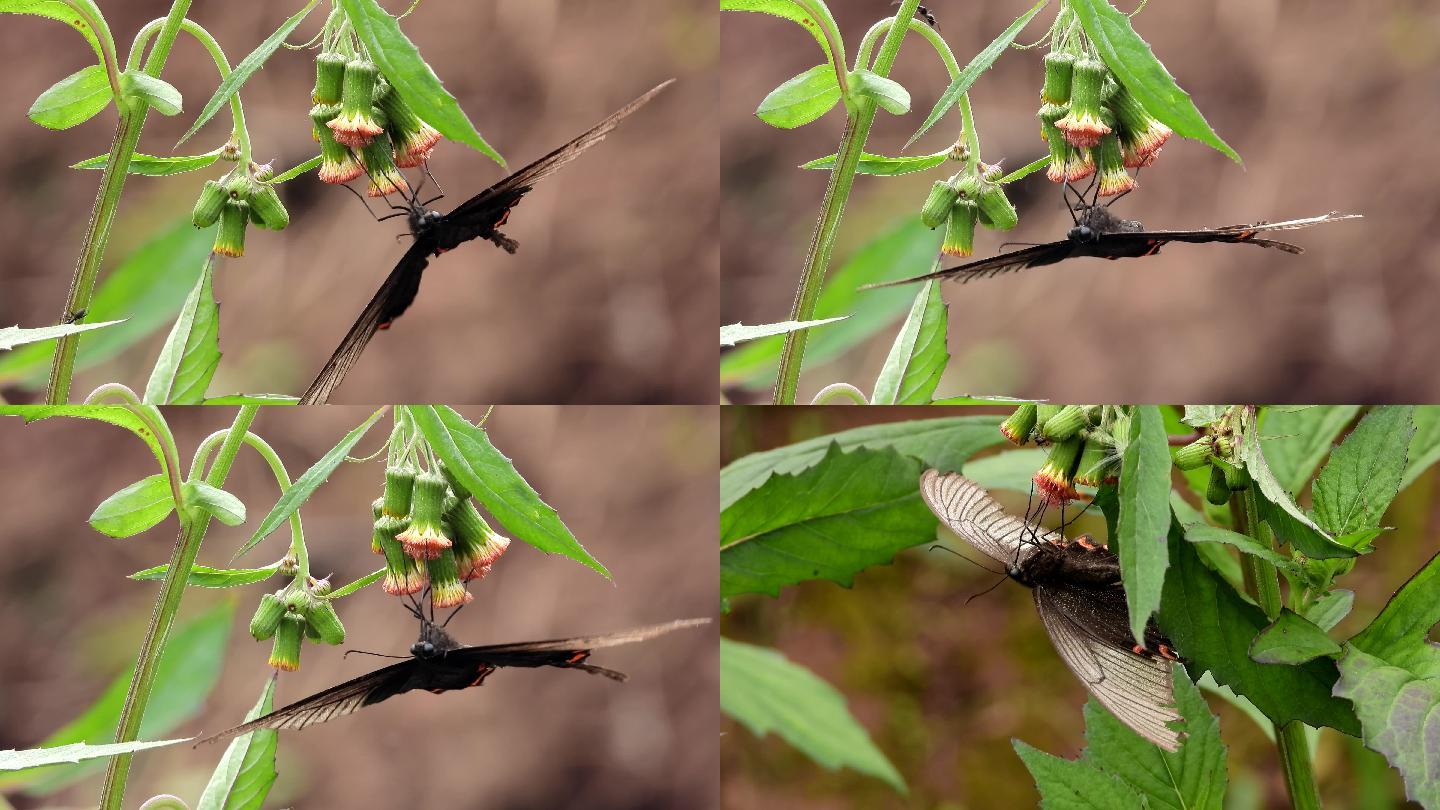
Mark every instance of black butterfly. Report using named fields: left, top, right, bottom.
left=199, top=616, right=709, bottom=744
left=298, top=80, right=673, bottom=404
left=918, top=469, right=1184, bottom=750
left=861, top=203, right=1360, bottom=289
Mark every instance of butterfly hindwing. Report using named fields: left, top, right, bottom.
left=919, top=469, right=1063, bottom=567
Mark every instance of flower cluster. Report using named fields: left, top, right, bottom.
left=1000, top=403, right=1125, bottom=507
left=1036, top=49, right=1172, bottom=197
left=249, top=575, right=345, bottom=672
left=190, top=162, right=290, bottom=258
left=918, top=162, right=1018, bottom=258
left=372, top=462, right=511, bottom=609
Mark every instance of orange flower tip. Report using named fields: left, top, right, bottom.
left=319, top=161, right=364, bottom=185
left=1098, top=170, right=1136, bottom=197
left=432, top=586, right=473, bottom=609
left=940, top=244, right=974, bottom=258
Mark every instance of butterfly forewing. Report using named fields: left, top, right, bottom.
left=919, top=469, right=1062, bottom=567
left=199, top=659, right=418, bottom=743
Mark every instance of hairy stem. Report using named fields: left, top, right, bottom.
left=98, top=405, right=258, bottom=810
left=810, top=382, right=869, bottom=405
left=46, top=1, right=195, bottom=404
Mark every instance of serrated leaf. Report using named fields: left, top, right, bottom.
left=184, top=481, right=245, bottom=526
left=720, top=415, right=1006, bottom=511
left=237, top=408, right=388, bottom=558
left=72, top=151, right=221, bottom=176
left=849, top=68, right=908, bottom=115
left=721, top=316, right=847, bottom=347
left=800, top=150, right=949, bottom=176
left=407, top=405, right=608, bottom=577
left=179, top=0, right=318, bottom=144
left=196, top=678, right=276, bottom=810
left=128, top=562, right=280, bottom=588
left=90, top=473, right=174, bottom=538
left=906, top=0, right=1049, bottom=148
left=720, top=0, right=835, bottom=65
left=1180, top=405, right=1226, bottom=427
left=337, top=0, right=502, bottom=164
left=1249, top=609, right=1342, bottom=665
left=755, top=64, right=841, bottom=129
left=0, top=319, right=123, bottom=351
left=1117, top=406, right=1170, bottom=645
left=0, top=739, right=187, bottom=772
left=1349, top=549, right=1440, bottom=677
left=1158, top=525, right=1359, bottom=736
left=1014, top=740, right=1149, bottom=809
left=1312, top=406, right=1413, bottom=538
left=0, top=220, right=213, bottom=388
left=1305, top=589, right=1354, bottom=632
left=0, top=1, right=114, bottom=72
left=721, top=637, right=905, bottom=793
left=721, top=443, right=933, bottom=598
left=1332, top=646, right=1440, bottom=808
left=1242, top=425, right=1355, bottom=559
left=871, top=280, right=947, bottom=405
left=1068, top=0, right=1239, bottom=162
left=145, top=258, right=219, bottom=405
left=28, top=64, right=111, bottom=129
left=1402, top=406, right=1440, bottom=490
left=1257, top=406, right=1360, bottom=494
left=120, top=69, right=180, bottom=116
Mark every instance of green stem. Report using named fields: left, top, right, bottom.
left=130, top=17, right=251, bottom=163
left=45, top=1, right=194, bottom=404
left=772, top=0, right=923, bottom=405
left=83, top=384, right=184, bottom=505
left=98, top=404, right=258, bottom=810
left=810, top=382, right=869, bottom=405
left=189, top=428, right=308, bottom=580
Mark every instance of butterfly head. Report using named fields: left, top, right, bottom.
left=1069, top=204, right=1143, bottom=242
left=408, top=207, right=444, bottom=237
left=411, top=617, right=462, bottom=659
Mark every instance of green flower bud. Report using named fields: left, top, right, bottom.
left=974, top=179, right=1018, bottom=231
left=358, top=131, right=410, bottom=198
left=1095, top=132, right=1134, bottom=198
left=1040, top=404, right=1088, bottom=442
left=376, top=85, right=441, bottom=167
left=1034, top=436, right=1084, bottom=506
left=312, top=103, right=363, bottom=185
left=1040, top=51, right=1075, bottom=105
left=377, top=515, right=426, bottom=595
left=1073, top=440, right=1115, bottom=488
left=268, top=614, right=305, bottom=671
left=942, top=200, right=978, bottom=257
left=249, top=592, right=285, bottom=641
left=1000, top=403, right=1038, bottom=445
left=328, top=59, right=385, bottom=148
left=1055, top=57, right=1112, bottom=148
left=307, top=599, right=346, bottom=645
left=1173, top=437, right=1216, bottom=471
left=383, top=465, right=417, bottom=518
left=191, top=180, right=227, bottom=228
left=1040, top=103, right=1094, bottom=184
left=446, top=497, right=511, bottom=580
left=1035, top=404, right=1061, bottom=427
left=1217, top=458, right=1251, bottom=491
left=1110, top=83, right=1171, bottom=168
left=314, top=51, right=347, bottom=105
left=920, top=179, right=960, bottom=230
left=426, top=545, right=472, bottom=609
left=213, top=199, right=249, bottom=257
left=248, top=183, right=289, bottom=231
left=1205, top=463, right=1230, bottom=506
left=397, top=471, right=451, bottom=559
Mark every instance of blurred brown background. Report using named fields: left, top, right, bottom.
left=722, top=1, right=1440, bottom=403
left=720, top=406, right=1437, bottom=809
left=0, top=405, right=718, bottom=808
left=0, top=0, right=716, bottom=404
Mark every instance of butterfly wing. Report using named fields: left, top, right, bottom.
left=448, top=618, right=711, bottom=681
left=198, top=658, right=420, bottom=744
left=1087, top=211, right=1362, bottom=258
left=438, top=81, right=672, bottom=241
left=299, top=239, right=432, bottom=404
left=1033, top=582, right=1183, bottom=751
left=859, top=242, right=1075, bottom=289
left=918, top=469, right=1063, bottom=567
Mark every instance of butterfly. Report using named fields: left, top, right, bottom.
left=917, top=469, right=1184, bottom=750
left=199, top=616, right=709, bottom=744
left=298, top=80, right=673, bottom=404
left=861, top=202, right=1361, bottom=289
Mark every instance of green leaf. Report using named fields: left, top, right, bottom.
left=999, top=155, right=1051, bottom=184
left=0, top=738, right=187, bottom=772
left=1180, top=405, right=1226, bottom=427
left=1349, top=549, right=1440, bottom=677
left=1242, top=427, right=1355, bottom=559
left=721, top=443, right=933, bottom=599
left=0, top=405, right=171, bottom=482
left=196, top=678, right=276, bottom=810
left=1181, top=521, right=1299, bottom=576
left=1332, top=646, right=1440, bottom=808
left=1117, top=406, right=1171, bottom=645
left=325, top=568, right=384, bottom=599
left=1249, top=609, right=1342, bottom=665
left=1312, top=406, right=1413, bottom=538
left=720, top=637, right=905, bottom=793
left=237, top=408, right=388, bottom=558
left=906, top=0, right=1049, bottom=148
left=1304, top=588, right=1354, bottom=632
left=0, top=1, right=114, bottom=72
left=720, top=316, right=847, bottom=347
left=963, top=447, right=1048, bottom=493
left=1068, top=0, right=1239, bottom=162
left=0, top=319, right=124, bottom=350
left=0, top=220, right=214, bottom=388
left=1014, top=740, right=1148, bottom=808
left=929, top=395, right=1042, bottom=406
left=200, top=394, right=300, bottom=406
left=1401, top=406, right=1440, bottom=490
left=407, top=406, right=608, bottom=578
left=72, top=151, right=221, bottom=176
left=720, top=0, right=836, bottom=66
left=28, top=64, right=111, bottom=129
left=144, top=258, right=219, bottom=405
left=337, top=0, right=503, bottom=164
left=800, top=150, right=949, bottom=176
left=720, top=218, right=940, bottom=389
left=1158, top=525, right=1359, bottom=736
left=120, top=69, right=181, bottom=116
left=128, top=562, right=280, bottom=588
left=183, top=481, right=246, bottom=526
left=849, top=68, right=908, bottom=115
left=178, top=0, right=318, bottom=144
left=90, top=473, right=174, bottom=538
left=1077, top=667, right=1227, bottom=810
left=6, top=602, right=231, bottom=793
left=720, top=414, right=1006, bottom=511
left=870, top=280, right=947, bottom=405
left=755, top=64, right=841, bottom=129
left=1258, top=405, right=1360, bottom=494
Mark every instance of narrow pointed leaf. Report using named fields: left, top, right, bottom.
left=196, top=678, right=277, bottom=810
left=145, top=258, right=219, bottom=405
left=721, top=316, right=847, bottom=347
left=801, top=150, right=949, bottom=176
left=870, top=280, right=947, bottom=405
left=129, top=562, right=280, bottom=588
left=1117, top=406, right=1170, bottom=645
left=0, top=319, right=123, bottom=351
left=0, top=739, right=187, bottom=772
left=72, top=151, right=222, bottom=176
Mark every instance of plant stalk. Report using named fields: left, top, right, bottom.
left=46, top=1, right=194, bottom=404
left=98, top=405, right=258, bottom=810
left=772, top=0, right=924, bottom=404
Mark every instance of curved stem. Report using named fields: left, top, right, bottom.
left=789, top=0, right=849, bottom=96
left=83, top=383, right=184, bottom=506
left=773, top=0, right=923, bottom=405
left=188, top=429, right=307, bottom=580
left=45, top=1, right=194, bottom=404
left=129, top=18, right=250, bottom=163
left=98, top=405, right=258, bottom=810
left=58, top=0, right=123, bottom=96
left=810, top=382, right=869, bottom=405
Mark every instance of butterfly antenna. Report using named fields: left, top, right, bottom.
left=964, top=572, right=1011, bottom=605
left=929, top=543, right=1005, bottom=576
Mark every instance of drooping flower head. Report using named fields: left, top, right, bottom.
left=327, top=58, right=385, bottom=148
left=1055, top=57, right=1112, bottom=149
left=313, top=103, right=363, bottom=184
left=396, top=470, right=452, bottom=558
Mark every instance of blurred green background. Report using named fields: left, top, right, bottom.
left=720, top=406, right=1435, bottom=809
left=0, top=405, right=717, bottom=809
